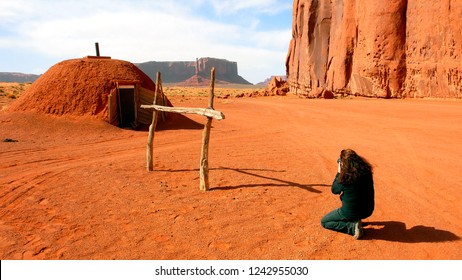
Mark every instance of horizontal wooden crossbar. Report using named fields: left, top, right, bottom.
left=140, top=104, right=225, bottom=120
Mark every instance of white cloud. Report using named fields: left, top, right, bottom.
left=0, top=0, right=32, bottom=24
left=0, top=0, right=292, bottom=83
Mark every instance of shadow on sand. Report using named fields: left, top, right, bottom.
left=212, top=167, right=329, bottom=193
left=158, top=166, right=330, bottom=193
left=363, top=221, right=460, bottom=243
left=137, top=113, right=204, bottom=131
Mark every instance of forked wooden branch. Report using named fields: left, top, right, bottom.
left=146, top=72, right=161, bottom=171
left=199, top=67, right=216, bottom=191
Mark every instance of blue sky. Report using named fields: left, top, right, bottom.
left=0, top=0, right=293, bottom=84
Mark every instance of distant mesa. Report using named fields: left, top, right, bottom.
left=2, top=57, right=252, bottom=86
left=0, top=72, right=40, bottom=83
left=136, top=57, right=252, bottom=86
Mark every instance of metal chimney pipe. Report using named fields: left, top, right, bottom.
left=95, top=42, right=100, bottom=57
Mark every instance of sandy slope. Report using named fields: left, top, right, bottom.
left=1, top=95, right=461, bottom=259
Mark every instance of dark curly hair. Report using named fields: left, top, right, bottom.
left=338, top=149, right=373, bottom=185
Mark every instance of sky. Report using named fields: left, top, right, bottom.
left=0, top=0, right=293, bottom=84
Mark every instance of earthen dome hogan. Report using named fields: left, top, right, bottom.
left=9, top=57, right=158, bottom=121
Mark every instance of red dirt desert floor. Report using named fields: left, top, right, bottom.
left=1, top=95, right=461, bottom=259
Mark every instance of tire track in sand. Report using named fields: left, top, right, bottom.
left=0, top=136, right=146, bottom=259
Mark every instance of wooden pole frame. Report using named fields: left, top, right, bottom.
left=143, top=68, right=224, bottom=191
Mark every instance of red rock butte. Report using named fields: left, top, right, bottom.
left=9, top=57, right=169, bottom=127
left=286, top=0, right=462, bottom=98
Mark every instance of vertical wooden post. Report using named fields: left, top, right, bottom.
left=200, top=67, right=215, bottom=191
left=116, top=82, right=123, bottom=127
left=147, top=72, right=160, bottom=171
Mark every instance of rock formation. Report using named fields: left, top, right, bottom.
left=286, top=0, right=462, bottom=98
left=256, top=76, right=287, bottom=87
left=265, top=76, right=289, bottom=96
left=137, top=57, right=251, bottom=85
left=0, top=72, right=40, bottom=83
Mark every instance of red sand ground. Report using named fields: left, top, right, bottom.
left=1, top=95, right=461, bottom=259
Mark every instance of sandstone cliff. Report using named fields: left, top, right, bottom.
left=137, top=57, right=251, bottom=85
left=286, top=0, right=462, bottom=98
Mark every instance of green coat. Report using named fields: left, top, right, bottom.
left=332, top=172, right=375, bottom=220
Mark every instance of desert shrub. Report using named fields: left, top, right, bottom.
left=6, top=93, right=16, bottom=99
